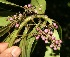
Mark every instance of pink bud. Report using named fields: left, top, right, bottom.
left=28, top=4, right=31, bottom=7
left=55, top=25, right=58, bottom=29
left=50, top=44, right=53, bottom=48
left=45, top=40, right=48, bottom=43
left=41, top=35, right=45, bottom=40
left=48, top=31, right=53, bottom=35
left=14, top=15, right=17, bottom=17
left=44, top=29, right=48, bottom=33
left=36, top=27, right=39, bottom=31
left=15, top=23, right=19, bottom=28
left=9, top=17, right=13, bottom=21
left=36, top=36, right=39, bottom=40
left=55, top=40, right=59, bottom=44
left=59, top=40, right=62, bottom=43
left=24, top=5, right=27, bottom=8
left=53, top=23, right=57, bottom=27
left=53, top=47, right=57, bottom=50
left=52, top=36, right=55, bottom=40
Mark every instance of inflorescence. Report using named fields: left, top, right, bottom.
left=7, top=4, right=38, bottom=29
left=35, top=22, right=62, bottom=50
left=6, top=4, right=62, bottom=50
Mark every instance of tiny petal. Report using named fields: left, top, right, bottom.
left=44, top=29, right=48, bottom=33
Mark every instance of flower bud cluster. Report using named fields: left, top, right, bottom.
left=7, top=13, right=23, bottom=29
left=24, top=4, right=37, bottom=14
left=35, top=23, right=62, bottom=50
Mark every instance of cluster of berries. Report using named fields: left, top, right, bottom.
left=35, top=22, right=62, bottom=50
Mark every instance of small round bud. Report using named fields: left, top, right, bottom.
left=36, top=36, right=40, bottom=40
left=36, top=27, right=40, bottom=31
left=50, top=44, right=53, bottom=48
left=55, top=40, right=59, bottom=44
left=53, top=47, right=57, bottom=50
left=44, top=29, right=48, bottom=33
left=9, top=17, right=13, bottom=21
left=28, top=4, right=31, bottom=7
left=41, top=35, right=45, bottom=40
left=59, top=40, right=62, bottom=43
left=24, top=5, right=28, bottom=8
left=55, top=25, right=58, bottom=29
left=45, top=40, right=48, bottom=43
left=52, top=36, right=55, bottom=40
left=53, top=23, right=57, bottom=27
left=15, top=23, right=19, bottom=28
left=19, top=13, right=22, bottom=17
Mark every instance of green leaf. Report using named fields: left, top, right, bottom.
left=0, top=17, right=10, bottom=27
left=31, top=0, right=46, bottom=14
left=0, top=0, right=22, bottom=8
left=44, top=46, right=60, bottom=57
left=27, top=37, right=35, bottom=57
